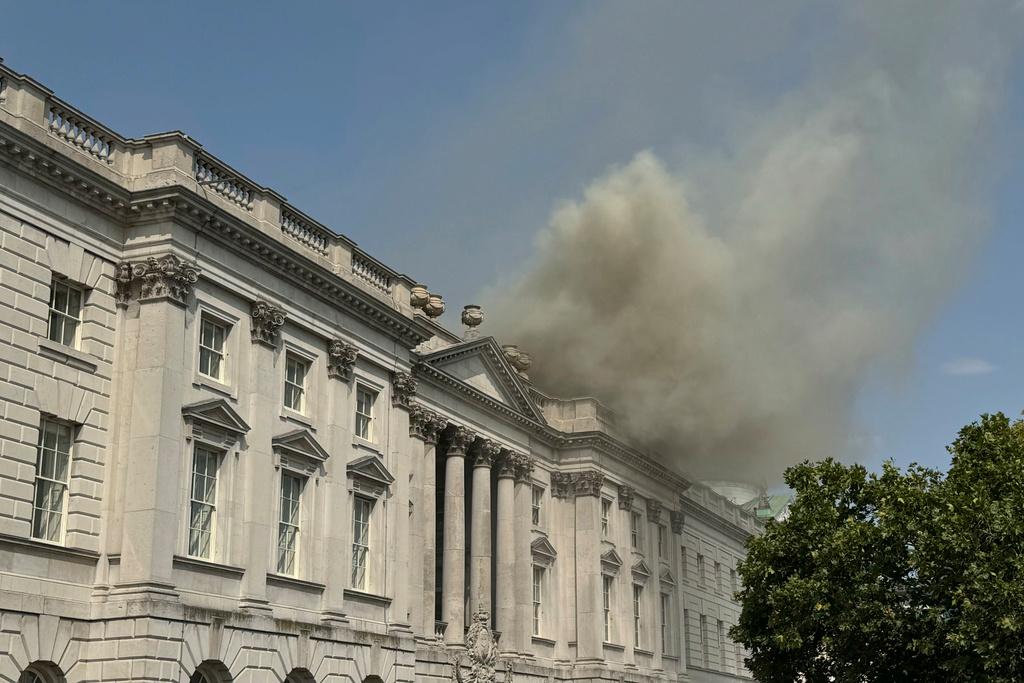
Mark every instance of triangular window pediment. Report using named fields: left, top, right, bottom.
left=419, top=338, right=544, bottom=422
left=632, top=559, right=652, bottom=580
left=272, top=429, right=331, bottom=463
left=601, top=548, right=624, bottom=573
left=347, top=454, right=395, bottom=494
left=660, top=568, right=676, bottom=586
left=531, top=536, right=558, bottom=565
left=182, top=398, right=250, bottom=448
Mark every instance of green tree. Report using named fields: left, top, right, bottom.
left=731, top=413, right=1024, bottom=682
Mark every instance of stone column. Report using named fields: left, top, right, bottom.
left=513, top=455, right=534, bottom=655
left=409, top=405, right=444, bottom=638
left=386, top=372, right=416, bottom=633
left=494, top=451, right=518, bottom=652
left=115, top=256, right=199, bottom=595
left=469, top=438, right=499, bottom=618
left=442, top=425, right=473, bottom=645
left=422, top=413, right=445, bottom=639
left=573, top=470, right=606, bottom=664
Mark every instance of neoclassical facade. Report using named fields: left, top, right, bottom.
left=0, top=62, right=760, bottom=683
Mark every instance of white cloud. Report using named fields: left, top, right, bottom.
left=941, top=357, right=996, bottom=376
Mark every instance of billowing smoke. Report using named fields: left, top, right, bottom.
left=483, top=2, right=1019, bottom=482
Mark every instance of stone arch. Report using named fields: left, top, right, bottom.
left=190, top=660, right=233, bottom=683
left=18, top=661, right=66, bottom=683
left=284, top=669, right=316, bottom=683
left=362, top=677, right=384, bottom=683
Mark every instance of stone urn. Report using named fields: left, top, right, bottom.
left=424, top=293, right=445, bottom=318
left=410, top=285, right=429, bottom=310
left=461, top=304, right=484, bottom=338
left=502, top=344, right=520, bottom=366
left=512, top=351, right=531, bottom=379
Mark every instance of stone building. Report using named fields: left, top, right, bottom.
left=0, top=61, right=761, bottom=682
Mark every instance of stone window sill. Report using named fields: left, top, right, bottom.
left=344, top=588, right=391, bottom=607
left=635, top=647, right=654, bottom=656
left=352, top=436, right=382, bottom=456
left=531, top=635, right=556, bottom=646
left=0, top=531, right=99, bottom=563
left=267, top=572, right=325, bottom=593
left=173, top=554, right=246, bottom=578
left=193, top=375, right=236, bottom=399
left=281, top=408, right=315, bottom=430
left=663, top=654, right=679, bottom=661
left=37, top=338, right=98, bottom=372
left=603, top=641, right=624, bottom=651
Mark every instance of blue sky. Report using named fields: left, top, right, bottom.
left=3, top=2, right=1022, bottom=478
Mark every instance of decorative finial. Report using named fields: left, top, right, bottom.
left=410, top=284, right=429, bottom=310
left=461, top=304, right=484, bottom=340
left=424, top=293, right=445, bottom=318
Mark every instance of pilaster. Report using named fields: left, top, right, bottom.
left=513, top=454, right=534, bottom=656
left=442, top=425, right=473, bottom=645
left=494, top=451, right=518, bottom=652
left=571, top=470, right=605, bottom=664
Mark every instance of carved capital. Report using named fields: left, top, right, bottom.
left=496, top=451, right=518, bottom=479
left=574, top=470, right=604, bottom=498
left=551, top=472, right=575, bottom=499
left=670, top=510, right=685, bottom=534
left=513, top=453, right=534, bottom=484
left=409, top=404, right=432, bottom=441
left=391, top=371, right=417, bottom=409
left=647, top=499, right=663, bottom=524
left=618, top=484, right=635, bottom=510
left=447, top=426, right=474, bottom=457
left=327, top=338, right=358, bottom=381
left=115, top=254, right=200, bottom=307
left=424, top=413, right=446, bottom=446
left=250, top=300, right=286, bottom=347
left=470, top=439, right=501, bottom=469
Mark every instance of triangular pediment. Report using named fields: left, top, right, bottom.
left=272, top=428, right=330, bottom=463
left=347, top=454, right=395, bottom=487
left=418, top=337, right=545, bottom=423
left=632, top=559, right=652, bottom=578
left=660, top=568, right=676, bottom=586
left=531, top=536, right=558, bottom=562
left=601, top=548, right=624, bottom=570
left=182, top=398, right=250, bottom=435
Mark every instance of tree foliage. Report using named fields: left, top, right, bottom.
left=732, top=413, right=1024, bottom=682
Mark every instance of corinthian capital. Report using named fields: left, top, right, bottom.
left=447, top=425, right=474, bottom=457
left=470, top=439, right=501, bottom=469
left=646, top=499, right=663, bottom=524
left=575, top=470, right=604, bottom=498
left=116, top=254, right=200, bottom=307
left=513, top=453, right=534, bottom=484
left=391, top=371, right=417, bottom=409
left=327, top=338, right=358, bottom=381
left=618, top=484, right=635, bottom=510
left=251, top=300, right=286, bottom=347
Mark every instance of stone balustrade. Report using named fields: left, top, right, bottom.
left=281, top=208, right=330, bottom=256
left=352, top=251, right=392, bottom=294
left=195, top=155, right=256, bottom=211
left=46, top=102, right=116, bottom=164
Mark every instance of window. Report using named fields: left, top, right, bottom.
left=601, top=498, right=612, bottom=538
left=188, top=445, right=220, bottom=559
left=602, top=574, right=614, bottom=642
left=531, top=485, right=543, bottom=526
left=351, top=496, right=372, bottom=589
left=532, top=565, right=544, bottom=635
left=700, top=614, right=710, bottom=667
left=47, top=279, right=82, bottom=348
left=632, top=584, right=643, bottom=647
left=32, top=418, right=72, bottom=542
left=284, top=355, right=308, bottom=413
left=660, top=592, right=671, bottom=654
left=715, top=561, right=722, bottom=593
left=355, top=386, right=376, bottom=440
left=681, top=546, right=688, bottom=581
left=657, top=525, right=666, bottom=557
left=697, top=553, right=706, bottom=587
left=630, top=511, right=642, bottom=549
left=717, top=619, right=726, bottom=671
left=198, top=316, right=227, bottom=381
left=730, top=567, right=738, bottom=596
left=684, top=609, right=692, bottom=665
left=276, top=472, right=303, bottom=575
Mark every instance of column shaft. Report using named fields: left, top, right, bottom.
left=494, top=457, right=517, bottom=650
left=442, top=426, right=472, bottom=645
left=469, top=440, right=498, bottom=617
left=422, top=437, right=438, bottom=637
left=513, top=459, right=534, bottom=655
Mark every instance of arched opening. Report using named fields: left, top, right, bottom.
left=190, top=660, right=232, bottom=683
left=284, top=669, right=316, bottom=683
left=18, top=662, right=65, bottom=683
left=363, top=677, right=384, bottom=683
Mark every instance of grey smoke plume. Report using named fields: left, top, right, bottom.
left=483, top=2, right=1020, bottom=482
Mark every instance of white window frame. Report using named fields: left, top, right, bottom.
left=700, top=614, right=710, bottom=667
left=657, top=524, right=666, bottom=558
left=730, top=567, right=738, bottom=596
left=351, top=495, right=373, bottom=590
left=601, top=497, right=612, bottom=538
left=717, top=619, right=726, bottom=672
left=630, top=511, right=642, bottom=550
left=531, top=485, right=544, bottom=527
left=354, top=385, right=377, bottom=442
left=276, top=471, right=304, bottom=576
left=47, top=278, right=83, bottom=349
left=660, top=591, right=671, bottom=655
left=284, top=353, right=309, bottom=414
left=32, top=417, right=73, bottom=543
left=632, top=583, right=644, bottom=648
left=602, top=573, right=615, bottom=642
left=188, top=444, right=221, bottom=560
left=197, top=314, right=229, bottom=383
left=532, top=564, right=545, bottom=636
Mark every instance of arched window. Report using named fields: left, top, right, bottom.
left=284, top=670, right=316, bottom=683
left=18, top=662, right=65, bottom=683
left=190, top=661, right=232, bottom=683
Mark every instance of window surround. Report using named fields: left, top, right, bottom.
left=282, top=349, right=313, bottom=418
left=630, top=510, right=643, bottom=551
left=601, top=496, right=613, bottom=539
left=353, top=383, right=379, bottom=446
left=531, top=484, right=544, bottom=527
left=271, top=428, right=330, bottom=580
left=532, top=534, right=557, bottom=636
left=192, top=301, right=239, bottom=396
left=32, top=417, right=75, bottom=545
left=346, top=453, right=395, bottom=596
left=601, top=548, right=623, bottom=645
left=659, top=568, right=676, bottom=656
left=47, top=277, right=84, bottom=350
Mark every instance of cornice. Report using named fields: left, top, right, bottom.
left=679, top=495, right=759, bottom=543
